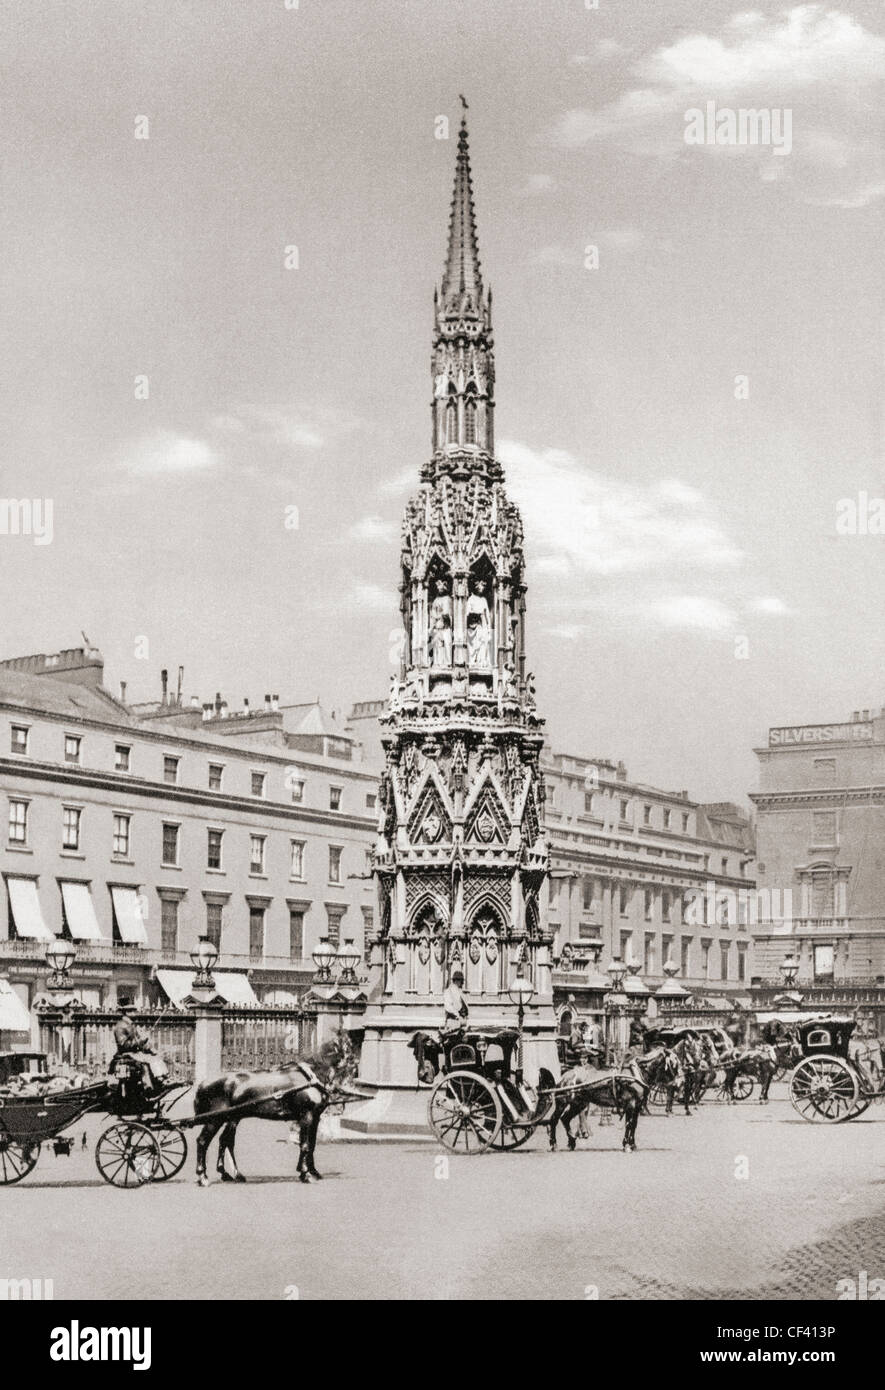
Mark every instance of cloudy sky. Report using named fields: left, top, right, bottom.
left=1, top=0, right=882, bottom=801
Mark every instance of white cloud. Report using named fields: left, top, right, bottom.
left=348, top=515, right=398, bottom=544
left=213, top=406, right=325, bottom=450
left=518, top=173, right=555, bottom=196
left=377, top=467, right=419, bottom=496
left=551, top=6, right=885, bottom=203
left=351, top=582, right=395, bottom=611
left=748, top=595, right=793, bottom=615
left=499, top=439, right=743, bottom=577
left=117, top=432, right=220, bottom=477
left=654, top=595, right=737, bottom=631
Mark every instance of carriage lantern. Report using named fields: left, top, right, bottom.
left=45, top=936, right=77, bottom=992
left=189, top=935, right=219, bottom=990
left=779, top=953, right=800, bottom=988
left=508, top=967, right=535, bottom=1082
left=312, top=937, right=337, bottom=985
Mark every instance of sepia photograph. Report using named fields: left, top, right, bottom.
left=0, top=0, right=883, bottom=1348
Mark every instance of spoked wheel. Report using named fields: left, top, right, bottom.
left=95, top=1122, right=160, bottom=1187
left=842, top=1096, right=873, bottom=1122
left=731, top=1073, right=754, bottom=1102
left=0, top=1136, right=39, bottom=1185
left=149, top=1123, right=188, bottom=1180
left=428, top=1070, right=502, bottom=1154
left=492, top=1123, right=534, bottom=1150
left=648, top=1083, right=672, bottom=1111
left=790, top=1056, right=858, bottom=1123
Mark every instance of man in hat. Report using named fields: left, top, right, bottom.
left=111, top=1001, right=168, bottom=1098
left=442, top=970, right=469, bottom=1033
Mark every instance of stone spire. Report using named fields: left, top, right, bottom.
left=441, top=115, right=483, bottom=313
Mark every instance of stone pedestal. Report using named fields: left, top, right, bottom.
left=186, top=993, right=224, bottom=1083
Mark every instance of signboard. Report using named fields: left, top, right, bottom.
left=768, top=722, right=873, bottom=747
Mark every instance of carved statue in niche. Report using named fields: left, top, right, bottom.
left=466, top=578, right=492, bottom=668
left=429, top=578, right=453, bottom=668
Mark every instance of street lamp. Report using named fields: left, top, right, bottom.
left=312, top=937, right=337, bottom=986
left=336, top=938, right=361, bottom=988
left=508, top=966, right=536, bottom=1081
left=45, top=937, right=77, bottom=993
left=189, top=935, right=219, bottom=991
left=779, top=952, right=800, bottom=989
left=605, top=957, right=630, bottom=1066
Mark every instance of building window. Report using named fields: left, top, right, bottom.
left=64, top=734, right=81, bottom=764
left=619, top=800, right=629, bottom=821
left=207, top=828, right=223, bottom=871
left=814, top=758, right=836, bottom=783
left=326, top=906, right=344, bottom=946
left=464, top=399, right=477, bottom=444
left=162, top=823, right=180, bottom=867
left=680, top=937, right=691, bottom=977
left=8, top=800, right=28, bottom=845
left=208, top=764, right=223, bottom=791
left=205, top=901, right=223, bottom=951
left=643, top=805, right=652, bottom=826
left=115, top=744, right=131, bottom=772
left=644, top=934, right=655, bottom=975
left=719, top=943, right=730, bottom=980
left=250, top=835, right=266, bottom=875
left=10, top=725, right=29, bottom=755
left=813, top=943, right=834, bottom=982
left=291, top=780, right=304, bottom=804
left=644, top=889, right=654, bottom=921
left=682, top=812, right=690, bottom=833
left=812, top=811, right=837, bottom=845
left=113, top=813, right=131, bottom=857
left=811, top=872, right=835, bottom=918
left=721, top=856, right=729, bottom=876
left=619, top=931, right=633, bottom=964
left=163, top=756, right=179, bottom=785
left=161, top=898, right=178, bottom=955
left=329, top=786, right=342, bottom=811
left=290, top=840, right=305, bottom=880
left=249, top=905, right=265, bottom=960
left=661, top=890, right=671, bottom=921
left=445, top=399, right=457, bottom=444
left=365, top=848, right=373, bottom=875
left=584, top=792, right=594, bottom=814
left=62, top=807, right=81, bottom=851
left=328, top=846, right=342, bottom=884
left=366, top=792, right=376, bottom=810
left=251, top=772, right=266, bottom=798
left=663, top=808, right=671, bottom=830
left=582, top=878, right=595, bottom=911
left=289, top=908, right=305, bottom=960
left=737, top=946, right=747, bottom=982
left=619, top=884, right=630, bottom=916
left=701, top=940, right=711, bottom=978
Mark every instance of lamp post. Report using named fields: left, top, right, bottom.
left=189, top=935, right=219, bottom=992
left=777, top=950, right=804, bottom=1008
left=508, top=966, right=536, bottom=1082
left=604, top=957, right=630, bottom=1067
left=312, top=937, right=337, bottom=988
left=45, top=937, right=77, bottom=995
left=336, top=938, right=360, bottom=989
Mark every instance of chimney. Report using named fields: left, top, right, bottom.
left=220, top=701, right=229, bottom=719
left=190, top=695, right=200, bottom=709
left=272, top=694, right=280, bottom=711
left=853, top=710, right=860, bottom=721
left=264, top=694, right=272, bottom=712
left=120, top=680, right=127, bottom=702
left=177, top=666, right=184, bottom=705
left=215, top=692, right=222, bottom=714
left=863, top=708, right=870, bottom=720
left=161, top=669, right=168, bottom=706
left=202, top=704, right=213, bottom=721
left=243, top=698, right=250, bottom=717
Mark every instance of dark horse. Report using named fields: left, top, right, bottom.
left=194, top=1033, right=354, bottom=1186
left=548, top=1046, right=678, bottom=1153
left=723, top=1044, right=777, bottom=1103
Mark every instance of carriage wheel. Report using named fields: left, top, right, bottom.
left=731, top=1074, right=754, bottom=1102
left=648, top=1083, right=671, bottom=1111
left=492, top=1123, right=534, bottom=1150
left=428, top=1071, right=502, bottom=1154
left=841, top=1096, right=873, bottom=1122
left=789, top=1056, right=858, bottom=1123
left=149, top=1123, right=188, bottom=1181
left=95, top=1122, right=160, bottom=1187
left=0, top=1136, right=39, bottom=1185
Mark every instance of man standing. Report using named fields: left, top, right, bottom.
left=443, top=970, right=469, bottom=1032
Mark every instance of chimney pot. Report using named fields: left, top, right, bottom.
left=161, top=669, right=168, bottom=705
left=120, top=680, right=127, bottom=701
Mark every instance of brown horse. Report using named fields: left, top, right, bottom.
left=194, top=1034, right=354, bottom=1186
left=548, top=1046, right=678, bottom=1153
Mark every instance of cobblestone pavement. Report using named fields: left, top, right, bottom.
left=2, top=1087, right=884, bottom=1300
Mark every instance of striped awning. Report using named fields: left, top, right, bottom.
left=155, top=969, right=258, bottom=1009
left=0, top=979, right=31, bottom=1033
left=111, top=887, right=148, bottom=945
left=6, top=878, right=53, bottom=940
left=61, top=882, right=103, bottom=941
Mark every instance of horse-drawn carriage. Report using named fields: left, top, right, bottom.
left=0, top=1052, right=189, bottom=1187
left=426, top=1028, right=555, bottom=1153
left=788, top=1016, right=884, bottom=1123
left=643, top=1026, right=754, bottom=1106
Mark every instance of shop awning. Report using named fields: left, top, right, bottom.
left=155, top=969, right=258, bottom=1009
left=111, top=887, right=148, bottom=945
left=0, top=979, right=31, bottom=1033
left=61, top=882, right=103, bottom=941
left=6, top=878, right=53, bottom=940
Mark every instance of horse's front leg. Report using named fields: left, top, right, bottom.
left=307, top=1107, right=324, bottom=1179
left=623, top=1098, right=639, bottom=1151
left=548, top=1104, right=560, bottom=1151
left=296, top=1113, right=315, bottom=1182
